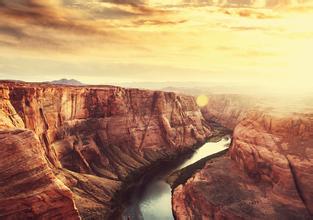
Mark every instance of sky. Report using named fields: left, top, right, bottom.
left=0, top=0, right=312, bottom=93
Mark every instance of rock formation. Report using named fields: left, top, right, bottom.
left=3, top=82, right=311, bottom=219
left=0, top=81, right=212, bottom=219
left=173, top=94, right=313, bottom=219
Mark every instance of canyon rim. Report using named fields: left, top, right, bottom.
left=1, top=0, right=313, bottom=219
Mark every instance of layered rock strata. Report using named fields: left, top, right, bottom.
left=173, top=95, right=313, bottom=219
left=0, top=81, right=212, bottom=219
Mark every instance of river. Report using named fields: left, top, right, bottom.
left=121, top=136, right=231, bottom=220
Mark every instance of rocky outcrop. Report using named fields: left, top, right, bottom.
left=173, top=154, right=311, bottom=220
left=173, top=95, right=313, bottom=219
left=229, top=113, right=313, bottom=216
left=0, top=81, right=212, bottom=219
left=0, top=129, right=80, bottom=219
left=0, top=86, right=24, bottom=129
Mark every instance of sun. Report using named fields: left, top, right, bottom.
left=196, top=95, right=209, bottom=107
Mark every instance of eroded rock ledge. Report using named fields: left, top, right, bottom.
left=172, top=95, right=313, bottom=220
left=0, top=81, right=212, bottom=219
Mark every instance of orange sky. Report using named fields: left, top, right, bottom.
left=0, top=0, right=312, bottom=93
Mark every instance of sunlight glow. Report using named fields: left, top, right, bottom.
left=196, top=95, right=209, bottom=107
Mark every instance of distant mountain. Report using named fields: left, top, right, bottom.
left=47, top=79, right=84, bottom=86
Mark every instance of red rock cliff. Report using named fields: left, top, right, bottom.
left=0, top=81, right=212, bottom=219
left=173, top=94, right=313, bottom=219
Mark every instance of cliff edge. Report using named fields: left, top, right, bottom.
left=173, top=94, right=313, bottom=219
left=0, top=81, right=212, bottom=219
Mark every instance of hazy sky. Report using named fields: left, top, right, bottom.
left=0, top=0, right=312, bottom=92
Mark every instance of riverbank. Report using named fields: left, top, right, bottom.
left=109, top=141, right=206, bottom=219
left=108, top=122, right=232, bottom=219
left=165, top=124, right=232, bottom=189
left=166, top=148, right=229, bottom=189
left=113, top=140, right=231, bottom=219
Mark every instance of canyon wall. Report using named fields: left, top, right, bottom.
left=0, top=82, right=212, bottom=219
left=201, top=94, right=254, bottom=129
left=173, top=94, right=313, bottom=219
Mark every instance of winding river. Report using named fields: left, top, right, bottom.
left=121, top=136, right=231, bottom=220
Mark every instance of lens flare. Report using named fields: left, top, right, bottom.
left=196, top=95, right=209, bottom=107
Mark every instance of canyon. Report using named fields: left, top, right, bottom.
left=0, top=81, right=211, bottom=219
left=0, top=81, right=312, bottom=220
left=172, top=94, right=313, bottom=219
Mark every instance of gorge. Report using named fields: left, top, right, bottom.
left=173, top=94, right=313, bottom=219
left=0, top=81, right=212, bottom=219
left=1, top=0, right=312, bottom=219
left=0, top=81, right=312, bottom=220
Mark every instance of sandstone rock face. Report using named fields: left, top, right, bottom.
left=173, top=155, right=311, bottom=220
left=230, top=113, right=313, bottom=216
left=0, top=129, right=80, bottom=219
left=0, top=87, right=24, bottom=129
left=0, top=81, right=212, bottom=219
left=173, top=95, right=313, bottom=219
left=201, top=94, right=255, bottom=129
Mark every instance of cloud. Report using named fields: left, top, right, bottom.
left=0, top=0, right=106, bottom=34
left=221, top=8, right=280, bottom=19
left=74, top=0, right=165, bottom=18
left=0, top=0, right=120, bottom=51
left=101, top=0, right=144, bottom=4
left=132, top=19, right=187, bottom=26
left=0, top=25, right=27, bottom=39
left=0, top=0, right=310, bottom=57
left=0, top=0, right=182, bottom=51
